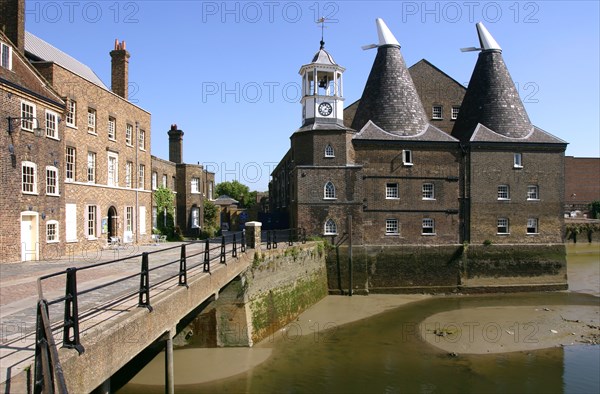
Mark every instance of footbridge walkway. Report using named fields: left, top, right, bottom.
left=0, top=224, right=305, bottom=393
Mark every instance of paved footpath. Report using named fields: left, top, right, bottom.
left=0, top=240, right=229, bottom=387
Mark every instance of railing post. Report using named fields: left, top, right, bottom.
left=288, top=229, right=293, bottom=246
left=232, top=234, right=237, bottom=258
left=220, top=236, right=226, bottom=264
left=266, top=230, right=272, bottom=250
left=62, top=267, right=84, bottom=354
left=138, top=252, right=153, bottom=311
left=241, top=230, right=246, bottom=252
left=178, top=244, right=188, bottom=288
left=273, top=230, right=278, bottom=249
left=203, top=239, right=210, bottom=272
left=34, top=300, right=53, bottom=394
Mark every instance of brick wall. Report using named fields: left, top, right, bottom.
left=564, top=156, right=600, bottom=210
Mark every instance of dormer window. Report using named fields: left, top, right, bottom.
left=432, top=106, right=443, bottom=120
left=325, top=144, right=335, bottom=158
left=402, top=150, right=413, bottom=166
left=1, top=41, right=12, bottom=70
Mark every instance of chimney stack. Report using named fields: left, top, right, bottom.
left=110, top=39, right=130, bottom=99
left=0, top=0, right=26, bottom=54
left=168, top=124, right=184, bottom=164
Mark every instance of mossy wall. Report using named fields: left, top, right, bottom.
left=244, top=243, right=328, bottom=344
left=326, top=244, right=567, bottom=294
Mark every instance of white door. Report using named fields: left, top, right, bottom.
left=21, top=214, right=38, bottom=261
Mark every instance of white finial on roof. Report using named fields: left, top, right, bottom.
left=376, top=18, right=400, bottom=47
left=476, top=22, right=502, bottom=51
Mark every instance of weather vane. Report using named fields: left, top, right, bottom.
left=316, top=17, right=328, bottom=49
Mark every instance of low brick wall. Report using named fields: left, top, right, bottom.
left=327, top=244, right=567, bottom=294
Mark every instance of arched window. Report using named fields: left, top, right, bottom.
left=324, top=219, right=337, bottom=235
left=324, top=181, right=336, bottom=199
left=325, top=144, right=335, bottom=158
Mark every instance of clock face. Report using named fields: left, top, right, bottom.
left=318, top=102, right=333, bottom=116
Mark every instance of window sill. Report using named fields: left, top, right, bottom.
left=403, top=163, right=413, bottom=167
left=66, top=239, right=78, bottom=243
left=108, top=138, right=117, bottom=142
left=432, top=118, right=443, bottom=121
left=422, top=198, right=436, bottom=201
left=323, top=198, right=337, bottom=201
left=87, top=131, right=97, bottom=135
left=527, top=199, right=540, bottom=202
left=526, top=232, right=539, bottom=235
left=139, top=148, right=146, bottom=152
left=46, top=240, right=59, bottom=244
left=513, top=165, right=523, bottom=169
left=385, top=233, right=400, bottom=236
left=324, top=156, right=335, bottom=159
left=87, top=237, right=98, bottom=241
left=496, top=233, right=510, bottom=236
left=323, top=233, right=338, bottom=236
left=47, top=193, right=60, bottom=197
left=126, top=143, right=134, bottom=147
left=22, top=191, right=39, bottom=196
left=45, top=135, right=60, bottom=141
left=66, top=124, right=77, bottom=130
left=386, top=197, right=400, bottom=200
left=421, top=233, right=436, bottom=236
left=497, top=198, right=511, bottom=201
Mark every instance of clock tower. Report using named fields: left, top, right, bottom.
left=299, top=40, right=345, bottom=127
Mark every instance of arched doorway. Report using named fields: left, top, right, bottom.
left=108, top=206, right=118, bottom=239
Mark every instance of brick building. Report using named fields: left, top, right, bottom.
left=564, top=156, right=600, bottom=215
left=151, top=124, right=215, bottom=236
left=270, top=19, right=567, bottom=246
left=0, top=29, right=66, bottom=262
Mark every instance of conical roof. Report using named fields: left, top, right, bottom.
left=452, top=23, right=532, bottom=141
left=351, top=19, right=428, bottom=135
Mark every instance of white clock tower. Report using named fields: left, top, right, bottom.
left=299, top=39, right=345, bottom=127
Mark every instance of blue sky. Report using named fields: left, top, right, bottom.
left=25, top=0, right=599, bottom=191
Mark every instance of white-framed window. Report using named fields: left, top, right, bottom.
left=21, top=100, right=36, bottom=131
left=451, top=106, right=460, bottom=120
left=422, top=218, right=435, bottom=235
left=191, top=207, right=200, bottom=228
left=162, top=174, right=167, bottom=188
left=402, top=150, right=413, bottom=166
left=386, top=183, right=399, bottom=199
left=527, top=185, right=539, bottom=200
left=87, top=152, right=96, bottom=183
left=1, top=41, right=12, bottom=70
left=208, top=181, right=213, bottom=200
left=324, top=219, right=337, bottom=235
left=138, top=164, right=145, bottom=189
left=107, top=152, right=118, bottom=186
left=325, top=144, right=335, bottom=158
left=386, top=219, right=399, bottom=235
left=66, top=100, right=76, bottom=127
left=108, top=117, right=116, bottom=140
left=65, top=147, right=75, bottom=182
left=432, top=105, right=443, bottom=120
left=87, top=108, right=96, bottom=134
left=497, top=185, right=510, bottom=200
left=527, top=218, right=538, bottom=234
left=497, top=218, right=509, bottom=234
left=126, top=124, right=133, bottom=145
left=152, top=172, right=157, bottom=190
left=46, top=166, right=59, bottom=196
left=191, top=177, right=200, bottom=193
left=139, top=206, right=146, bottom=235
left=139, top=129, right=145, bottom=150
left=422, top=183, right=435, bottom=200
left=22, top=161, right=37, bottom=194
left=45, top=110, right=58, bottom=139
left=324, top=181, right=336, bottom=199
left=87, top=205, right=97, bottom=239
left=125, top=161, right=133, bottom=188
left=46, top=220, right=59, bottom=243
left=514, top=153, right=523, bottom=168
left=126, top=206, right=133, bottom=232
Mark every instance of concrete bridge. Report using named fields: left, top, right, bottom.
left=1, top=224, right=319, bottom=393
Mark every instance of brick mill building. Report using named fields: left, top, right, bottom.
left=0, top=29, right=66, bottom=262
left=270, top=19, right=568, bottom=247
left=151, top=125, right=215, bottom=237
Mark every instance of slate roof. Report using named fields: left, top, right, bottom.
left=451, top=26, right=532, bottom=142
left=25, top=31, right=108, bottom=89
left=353, top=121, right=459, bottom=143
left=470, top=124, right=567, bottom=144
left=350, top=31, right=428, bottom=135
left=213, top=195, right=239, bottom=206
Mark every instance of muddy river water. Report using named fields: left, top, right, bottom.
left=118, top=243, right=599, bottom=393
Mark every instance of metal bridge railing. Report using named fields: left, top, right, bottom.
left=262, top=228, right=307, bottom=250
left=33, top=230, right=247, bottom=394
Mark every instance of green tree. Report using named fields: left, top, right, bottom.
left=153, top=187, right=178, bottom=240
left=589, top=200, right=600, bottom=219
left=202, top=200, right=218, bottom=238
left=215, top=180, right=257, bottom=208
